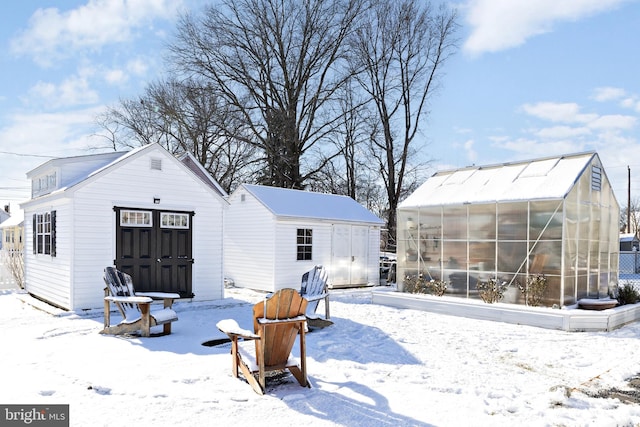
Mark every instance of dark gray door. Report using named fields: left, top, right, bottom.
left=114, top=207, right=194, bottom=298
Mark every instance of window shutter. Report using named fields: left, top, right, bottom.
left=32, top=214, right=36, bottom=255
left=50, top=210, right=56, bottom=257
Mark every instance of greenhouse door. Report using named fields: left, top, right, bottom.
left=331, top=225, right=369, bottom=287
left=114, top=207, right=194, bottom=298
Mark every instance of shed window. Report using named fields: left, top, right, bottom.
left=120, top=210, right=152, bottom=227
left=33, top=211, right=56, bottom=256
left=161, top=212, right=189, bottom=229
left=296, top=229, right=313, bottom=260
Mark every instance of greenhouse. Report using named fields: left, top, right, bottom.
left=396, top=152, right=619, bottom=307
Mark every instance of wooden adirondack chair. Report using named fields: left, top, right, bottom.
left=300, top=265, right=331, bottom=326
left=216, top=288, right=310, bottom=395
left=101, top=266, right=179, bottom=337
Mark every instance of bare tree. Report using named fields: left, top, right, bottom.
left=97, top=78, right=258, bottom=193
left=168, top=0, right=365, bottom=189
left=350, top=0, right=458, bottom=238
left=621, top=197, right=640, bottom=235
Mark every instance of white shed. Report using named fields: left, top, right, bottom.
left=224, top=184, right=384, bottom=292
left=20, top=143, right=228, bottom=311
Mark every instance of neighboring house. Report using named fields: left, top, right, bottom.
left=0, top=211, right=24, bottom=253
left=224, top=184, right=384, bottom=292
left=0, top=211, right=25, bottom=288
left=20, top=143, right=228, bottom=311
left=0, top=206, right=9, bottom=249
left=396, top=152, right=619, bottom=307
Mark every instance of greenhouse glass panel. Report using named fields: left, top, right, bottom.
left=468, top=204, right=496, bottom=239
left=530, top=240, right=561, bottom=273
left=497, top=202, right=527, bottom=240
left=564, top=273, right=576, bottom=305
left=497, top=241, right=527, bottom=274
left=469, top=241, right=496, bottom=272
left=397, top=208, right=420, bottom=279
left=442, top=206, right=467, bottom=239
left=530, top=200, right=563, bottom=240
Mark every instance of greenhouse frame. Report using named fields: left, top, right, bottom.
left=396, top=152, right=619, bottom=307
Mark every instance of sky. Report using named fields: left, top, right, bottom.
left=1, top=0, right=640, bottom=212
left=1, top=284, right=640, bottom=426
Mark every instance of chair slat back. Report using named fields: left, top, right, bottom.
left=301, top=265, right=328, bottom=296
left=104, top=266, right=139, bottom=318
left=253, top=289, right=307, bottom=368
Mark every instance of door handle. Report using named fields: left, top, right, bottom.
left=157, top=258, right=161, bottom=263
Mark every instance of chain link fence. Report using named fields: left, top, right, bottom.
left=620, top=251, right=640, bottom=275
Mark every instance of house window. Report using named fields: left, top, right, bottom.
left=33, top=211, right=56, bottom=256
left=32, top=172, right=57, bottom=197
left=120, top=210, right=152, bottom=227
left=161, top=212, right=189, bottom=229
left=297, top=228, right=313, bottom=261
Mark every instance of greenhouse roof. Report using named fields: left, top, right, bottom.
left=400, top=152, right=598, bottom=207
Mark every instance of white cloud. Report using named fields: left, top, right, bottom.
left=10, top=0, right=182, bottom=66
left=492, top=137, right=584, bottom=156
left=127, top=57, right=150, bottom=76
left=535, top=125, right=591, bottom=139
left=588, top=114, right=637, bottom=130
left=0, top=107, right=108, bottom=202
left=592, top=86, right=626, bottom=102
left=104, top=69, right=128, bottom=85
left=464, top=139, right=477, bottom=163
left=462, top=0, right=628, bottom=56
left=24, top=75, right=99, bottom=108
left=521, top=102, right=597, bottom=124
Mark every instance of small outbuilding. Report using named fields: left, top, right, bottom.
left=396, top=152, right=619, bottom=307
left=224, top=184, right=384, bottom=292
left=20, top=143, right=228, bottom=311
left=620, top=233, right=639, bottom=252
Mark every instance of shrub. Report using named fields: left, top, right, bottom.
left=402, top=274, right=447, bottom=296
left=476, top=278, right=508, bottom=303
left=518, top=274, right=548, bottom=307
left=615, top=282, right=640, bottom=305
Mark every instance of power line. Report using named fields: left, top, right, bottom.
left=0, top=150, right=56, bottom=158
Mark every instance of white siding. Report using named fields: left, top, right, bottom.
left=23, top=144, right=226, bottom=311
left=224, top=184, right=383, bottom=293
left=272, top=220, right=333, bottom=291
left=23, top=201, right=72, bottom=309
left=223, top=191, right=277, bottom=292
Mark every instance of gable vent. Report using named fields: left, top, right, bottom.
left=591, top=165, right=602, bottom=191
left=150, top=158, right=162, bottom=171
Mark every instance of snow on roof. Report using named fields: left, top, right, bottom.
left=620, top=233, right=639, bottom=242
left=0, top=211, right=24, bottom=228
left=400, top=152, right=597, bottom=208
left=242, top=184, right=384, bottom=224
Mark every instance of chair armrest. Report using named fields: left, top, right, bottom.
left=105, top=295, right=153, bottom=304
left=136, top=292, right=180, bottom=300
left=256, top=315, right=307, bottom=325
left=304, top=292, right=329, bottom=303
left=217, top=319, right=260, bottom=340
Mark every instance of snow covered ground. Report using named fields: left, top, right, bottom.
left=1, top=286, right=640, bottom=426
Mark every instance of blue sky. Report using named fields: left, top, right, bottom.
left=1, top=0, right=639, bottom=212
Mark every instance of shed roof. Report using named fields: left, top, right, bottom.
left=400, top=152, right=598, bottom=208
left=242, top=184, right=384, bottom=224
left=620, top=233, right=639, bottom=243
